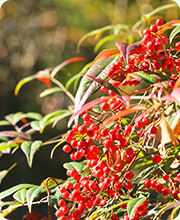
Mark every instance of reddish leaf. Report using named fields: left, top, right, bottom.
left=22, top=211, right=48, bottom=220
left=0, top=131, right=29, bottom=140
left=36, top=70, right=51, bottom=88
left=102, top=105, right=146, bottom=128
left=51, top=57, right=87, bottom=77
left=92, top=49, right=120, bottom=66
left=68, top=97, right=109, bottom=127
left=115, top=41, right=141, bottom=63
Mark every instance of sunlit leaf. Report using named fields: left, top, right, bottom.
left=172, top=0, right=180, bottom=8
left=102, top=105, right=146, bottom=128
left=92, top=49, right=120, bottom=66
left=0, top=121, right=11, bottom=126
left=73, top=56, right=119, bottom=126
left=0, top=143, right=19, bottom=152
left=88, top=208, right=107, bottom=220
left=50, top=140, right=65, bottom=159
left=21, top=141, right=42, bottom=167
left=13, top=188, right=27, bottom=204
left=0, top=170, right=7, bottom=185
left=26, top=185, right=45, bottom=212
left=14, top=75, right=39, bottom=96
left=0, top=184, right=35, bottom=200
left=68, top=96, right=109, bottom=127
left=0, top=0, right=8, bottom=8
left=127, top=197, right=146, bottom=219
left=63, top=162, right=83, bottom=172
left=170, top=25, right=180, bottom=43
left=39, top=87, right=62, bottom=98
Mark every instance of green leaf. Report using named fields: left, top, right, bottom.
left=14, top=75, right=42, bottom=96
left=50, top=140, right=65, bottom=159
left=77, top=24, right=128, bottom=50
left=13, top=188, right=27, bottom=204
left=63, top=162, right=83, bottom=172
left=127, top=197, right=146, bottom=219
left=170, top=25, right=180, bottom=43
left=133, top=165, right=154, bottom=184
left=0, top=120, right=11, bottom=126
left=39, top=87, right=62, bottom=98
left=21, top=141, right=42, bottom=167
left=88, top=208, right=107, bottom=220
left=0, top=213, right=8, bottom=220
left=24, top=112, right=43, bottom=120
left=39, top=110, right=68, bottom=130
left=0, top=170, right=8, bottom=184
left=130, top=71, right=158, bottom=84
left=0, top=143, right=18, bottom=152
left=0, top=184, right=35, bottom=200
left=26, top=185, right=45, bottom=212
left=30, top=121, right=41, bottom=131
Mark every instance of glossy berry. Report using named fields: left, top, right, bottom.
left=125, top=171, right=134, bottom=180
left=125, top=181, right=133, bottom=190
left=156, top=18, right=163, bottom=26
left=175, top=42, right=180, bottom=50
left=152, top=154, right=162, bottom=164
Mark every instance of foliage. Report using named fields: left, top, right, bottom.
left=1, top=1, right=180, bottom=220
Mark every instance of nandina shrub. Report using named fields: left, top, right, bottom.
left=1, top=3, right=180, bottom=220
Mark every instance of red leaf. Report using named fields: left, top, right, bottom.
left=68, top=96, right=109, bottom=127
left=92, top=49, right=120, bottom=66
left=101, top=105, right=146, bottom=128
left=22, top=211, right=48, bottom=220
left=162, top=88, right=180, bottom=103
left=51, top=57, right=87, bottom=77
left=36, top=70, right=51, bottom=88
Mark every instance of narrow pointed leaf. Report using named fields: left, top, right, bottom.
left=14, top=75, right=39, bottom=96
left=39, top=87, right=62, bottom=98
left=115, top=42, right=128, bottom=62
left=102, top=105, right=146, bottom=127
left=63, top=162, right=83, bottom=172
left=0, top=131, right=29, bottom=140
left=130, top=71, right=159, bottom=84
left=50, top=140, right=65, bottom=159
left=73, top=56, right=119, bottom=126
left=30, top=141, right=42, bottom=167
left=170, top=25, right=180, bottom=43
left=0, top=143, right=19, bottom=152
left=0, top=170, right=8, bottom=184
left=0, top=184, right=35, bottom=200
left=51, top=57, right=87, bottom=78
left=0, top=121, right=11, bottom=126
left=92, top=49, right=120, bottom=66
left=68, top=97, right=109, bottom=127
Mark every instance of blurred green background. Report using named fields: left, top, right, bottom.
left=0, top=0, right=179, bottom=219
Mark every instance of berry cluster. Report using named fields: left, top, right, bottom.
left=55, top=18, right=180, bottom=220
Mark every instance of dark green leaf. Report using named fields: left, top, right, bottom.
left=127, top=197, right=146, bottom=219
left=63, top=162, right=83, bottom=172
left=130, top=71, right=158, bottom=84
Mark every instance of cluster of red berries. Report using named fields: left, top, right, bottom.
left=55, top=18, right=180, bottom=220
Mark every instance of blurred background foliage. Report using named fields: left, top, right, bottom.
left=0, top=0, right=179, bottom=219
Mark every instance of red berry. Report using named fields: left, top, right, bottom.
left=144, top=179, right=151, bottom=188
left=150, top=24, right=158, bottom=32
left=58, top=199, right=66, bottom=207
left=156, top=19, right=163, bottom=26
left=125, top=181, right=133, bottom=190
left=152, top=154, right=162, bottom=164
left=175, top=42, right=180, bottom=50
left=63, top=144, right=72, bottom=153
left=163, top=174, right=169, bottom=181
left=162, top=188, right=170, bottom=195
left=125, top=171, right=134, bottom=180
left=149, top=125, right=157, bottom=134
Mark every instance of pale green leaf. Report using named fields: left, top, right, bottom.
left=63, top=162, right=83, bottom=172
left=127, top=197, right=146, bottom=219
left=170, top=25, right=180, bottom=43
left=39, top=87, right=62, bottom=98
